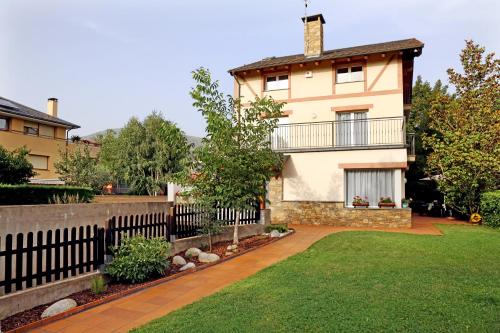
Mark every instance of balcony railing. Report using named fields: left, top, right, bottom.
left=271, top=116, right=412, bottom=152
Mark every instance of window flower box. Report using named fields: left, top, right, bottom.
left=378, top=197, right=395, bottom=208
left=352, top=196, right=369, bottom=208
left=353, top=202, right=369, bottom=208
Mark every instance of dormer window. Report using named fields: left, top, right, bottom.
left=265, top=74, right=289, bottom=91
left=336, top=65, right=364, bottom=83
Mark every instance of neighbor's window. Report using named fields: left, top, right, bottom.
left=265, top=74, right=289, bottom=91
left=28, top=154, right=49, bottom=170
left=0, top=117, right=8, bottom=130
left=39, top=124, right=55, bottom=138
left=24, top=121, right=39, bottom=136
left=336, top=65, right=364, bottom=83
left=345, top=169, right=394, bottom=207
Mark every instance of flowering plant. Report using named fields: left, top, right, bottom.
left=352, top=196, right=369, bottom=204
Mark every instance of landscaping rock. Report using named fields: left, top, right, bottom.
left=41, top=299, right=77, bottom=319
left=185, top=248, right=202, bottom=258
left=225, top=251, right=233, bottom=256
left=226, top=244, right=238, bottom=251
left=172, top=255, right=187, bottom=266
left=198, top=252, right=220, bottom=263
left=269, top=230, right=280, bottom=238
left=179, top=262, right=196, bottom=271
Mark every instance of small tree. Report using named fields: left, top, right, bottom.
left=0, top=145, right=35, bottom=184
left=55, top=145, right=110, bottom=193
left=423, top=40, right=500, bottom=217
left=183, top=68, right=284, bottom=245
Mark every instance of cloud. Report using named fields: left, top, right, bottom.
left=80, top=19, right=132, bottom=44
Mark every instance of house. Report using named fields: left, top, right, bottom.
left=0, top=96, right=98, bottom=184
left=228, top=14, right=423, bottom=227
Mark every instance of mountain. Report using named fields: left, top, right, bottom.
left=82, top=128, right=203, bottom=147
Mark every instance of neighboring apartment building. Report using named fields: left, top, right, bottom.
left=228, top=14, right=423, bottom=227
left=0, top=96, right=94, bottom=183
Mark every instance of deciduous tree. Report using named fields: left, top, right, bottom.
left=423, top=40, right=500, bottom=217
left=0, top=145, right=35, bottom=184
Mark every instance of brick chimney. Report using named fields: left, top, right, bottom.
left=302, top=14, right=325, bottom=57
left=47, top=98, right=58, bottom=117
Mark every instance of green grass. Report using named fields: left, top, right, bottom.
left=133, top=225, right=500, bottom=333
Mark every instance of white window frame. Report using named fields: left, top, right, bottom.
left=335, top=111, right=369, bottom=147
left=265, top=73, right=289, bottom=91
left=336, top=64, right=364, bottom=84
left=344, top=169, right=395, bottom=208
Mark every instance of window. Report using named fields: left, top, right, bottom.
left=28, top=155, right=49, bottom=170
left=335, top=112, right=368, bottom=147
left=345, top=169, right=394, bottom=207
left=24, top=121, right=39, bottom=136
left=336, top=65, right=364, bottom=83
left=0, top=117, right=8, bottom=130
left=39, top=124, right=55, bottom=138
left=265, top=74, right=289, bottom=91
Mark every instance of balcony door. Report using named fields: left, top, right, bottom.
left=335, top=111, right=368, bottom=147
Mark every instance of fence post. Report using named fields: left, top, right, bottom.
left=169, top=206, right=176, bottom=242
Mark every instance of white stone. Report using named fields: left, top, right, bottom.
left=185, top=248, right=202, bottom=258
left=198, top=252, right=220, bottom=263
left=179, top=262, right=196, bottom=271
left=41, top=299, right=77, bottom=319
left=226, top=244, right=238, bottom=251
left=269, top=230, right=280, bottom=238
left=172, top=255, right=187, bottom=266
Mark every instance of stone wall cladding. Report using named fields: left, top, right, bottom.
left=268, top=177, right=411, bottom=228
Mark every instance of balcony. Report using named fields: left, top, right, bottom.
left=270, top=116, right=414, bottom=153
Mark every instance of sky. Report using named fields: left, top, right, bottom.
left=1, top=0, right=499, bottom=137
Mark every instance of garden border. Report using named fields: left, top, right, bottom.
left=6, top=229, right=294, bottom=333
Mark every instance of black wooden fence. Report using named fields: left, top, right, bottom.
left=0, top=204, right=260, bottom=295
left=172, top=203, right=261, bottom=239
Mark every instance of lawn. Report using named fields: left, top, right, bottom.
left=133, top=225, right=500, bottom=332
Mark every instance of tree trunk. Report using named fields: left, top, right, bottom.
left=208, top=230, right=212, bottom=252
left=233, top=209, right=240, bottom=245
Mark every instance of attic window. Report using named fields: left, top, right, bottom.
left=265, top=74, right=289, bottom=91
left=336, top=65, right=364, bottom=83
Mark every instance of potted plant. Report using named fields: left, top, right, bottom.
left=401, top=198, right=412, bottom=208
left=378, top=197, right=396, bottom=208
left=352, top=196, right=369, bottom=208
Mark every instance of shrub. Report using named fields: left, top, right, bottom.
left=480, top=191, right=500, bottom=228
left=0, top=145, right=35, bottom=184
left=0, top=185, right=94, bottom=205
left=265, top=224, right=288, bottom=233
left=90, top=276, right=107, bottom=295
left=106, top=235, right=170, bottom=283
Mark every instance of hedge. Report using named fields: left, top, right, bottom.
left=480, top=191, right=500, bottom=228
left=0, top=184, right=94, bottom=205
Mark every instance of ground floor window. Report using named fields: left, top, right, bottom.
left=345, top=169, right=394, bottom=207
left=28, top=154, right=49, bottom=170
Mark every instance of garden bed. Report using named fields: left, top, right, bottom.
left=1, top=232, right=292, bottom=332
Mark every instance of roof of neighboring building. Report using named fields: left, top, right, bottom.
left=228, top=38, right=424, bottom=74
left=0, top=96, right=80, bottom=129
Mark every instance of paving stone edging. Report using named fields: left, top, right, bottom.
left=6, top=230, right=295, bottom=333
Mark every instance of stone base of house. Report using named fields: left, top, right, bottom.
left=268, top=178, right=411, bottom=228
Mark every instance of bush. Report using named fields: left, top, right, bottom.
left=0, top=145, right=35, bottom=184
left=106, top=235, right=170, bottom=283
left=90, top=276, right=107, bottom=295
left=265, top=224, right=288, bottom=233
left=480, top=191, right=500, bottom=228
left=0, top=184, right=94, bottom=205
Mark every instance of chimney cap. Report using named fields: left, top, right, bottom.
left=48, top=97, right=58, bottom=101
left=301, top=14, right=326, bottom=24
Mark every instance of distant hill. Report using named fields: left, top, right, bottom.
left=83, top=128, right=203, bottom=147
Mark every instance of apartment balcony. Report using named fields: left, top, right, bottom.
left=271, top=116, right=415, bottom=155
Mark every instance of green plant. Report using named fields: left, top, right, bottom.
left=0, top=145, right=36, bottom=184
left=352, top=196, right=369, bottom=204
left=106, top=234, right=170, bottom=283
left=379, top=197, right=394, bottom=204
left=90, top=276, right=107, bottom=295
left=423, top=40, right=499, bottom=217
left=480, top=191, right=500, bottom=228
left=265, top=224, right=288, bottom=233
left=0, top=184, right=94, bottom=205
left=50, top=193, right=88, bottom=204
